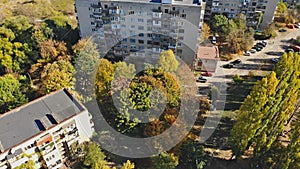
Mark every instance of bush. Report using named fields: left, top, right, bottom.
left=232, top=74, right=244, bottom=84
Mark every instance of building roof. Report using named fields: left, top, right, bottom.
left=0, top=89, right=84, bottom=152
left=196, top=46, right=219, bottom=60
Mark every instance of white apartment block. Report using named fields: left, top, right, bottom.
left=0, top=89, right=94, bottom=169
left=75, top=0, right=205, bottom=66
left=204, top=0, right=280, bottom=28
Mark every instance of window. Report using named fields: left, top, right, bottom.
left=130, top=18, right=135, bottom=22
left=179, top=29, right=184, bottom=33
left=138, top=33, right=144, bottom=37
left=131, top=25, right=135, bottom=29
left=138, top=26, right=144, bottom=30
left=147, top=34, right=153, bottom=38
left=138, top=18, right=144, bottom=22
left=129, top=11, right=134, bottom=15
left=138, top=40, right=144, bottom=44
left=165, top=9, right=169, bottom=13
left=130, top=39, right=136, bottom=43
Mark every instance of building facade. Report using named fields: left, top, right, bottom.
left=75, top=0, right=205, bottom=66
left=204, top=0, right=280, bottom=28
left=0, top=89, right=94, bottom=169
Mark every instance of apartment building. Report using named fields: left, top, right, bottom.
left=75, top=0, right=205, bottom=66
left=0, top=89, right=94, bottom=169
left=204, top=0, right=280, bottom=28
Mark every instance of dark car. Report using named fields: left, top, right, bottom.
left=256, top=43, right=266, bottom=47
left=196, top=76, right=207, bottom=83
left=201, top=71, right=213, bottom=77
left=255, top=44, right=265, bottom=49
left=279, top=29, right=287, bottom=32
left=271, top=58, right=279, bottom=63
left=253, top=46, right=262, bottom=51
left=230, top=59, right=242, bottom=65
left=222, top=64, right=234, bottom=69
left=285, top=48, right=294, bottom=53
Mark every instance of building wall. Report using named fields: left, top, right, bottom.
left=204, top=0, right=280, bottom=28
left=75, top=0, right=205, bottom=66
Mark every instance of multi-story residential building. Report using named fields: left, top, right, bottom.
left=75, top=0, right=206, bottom=66
left=204, top=0, right=280, bottom=28
left=0, top=89, right=94, bottom=169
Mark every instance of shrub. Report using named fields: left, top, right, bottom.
left=232, top=74, right=244, bottom=84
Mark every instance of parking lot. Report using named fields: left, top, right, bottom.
left=196, top=28, right=300, bottom=97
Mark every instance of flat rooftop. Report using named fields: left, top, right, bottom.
left=0, top=89, right=84, bottom=152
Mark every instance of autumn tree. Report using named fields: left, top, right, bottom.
left=200, top=22, right=211, bottom=43
left=0, top=74, right=28, bottom=113
left=40, top=60, right=74, bottom=95
left=276, top=1, right=288, bottom=15
left=158, top=50, right=179, bottom=72
left=95, top=59, right=114, bottom=99
left=120, top=160, right=135, bottom=169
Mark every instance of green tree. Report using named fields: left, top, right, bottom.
left=231, top=52, right=300, bottom=162
left=115, top=88, right=140, bottom=134
left=211, top=15, right=237, bottom=40
left=152, top=152, right=178, bottom=169
left=40, top=60, right=74, bottom=94
left=15, top=160, right=35, bottom=169
left=83, top=142, right=108, bottom=169
left=179, top=139, right=207, bottom=169
left=158, top=50, right=179, bottom=72
left=73, top=38, right=100, bottom=102
left=114, top=62, right=136, bottom=79
left=2, top=15, right=32, bottom=40
left=0, top=74, right=28, bottom=113
left=263, top=22, right=277, bottom=38
left=234, top=13, right=247, bottom=30
left=0, top=38, right=29, bottom=73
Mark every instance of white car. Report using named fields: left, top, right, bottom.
left=244, top=51, right=251, bottom=56
left=250, top=49, right=256, bottom=53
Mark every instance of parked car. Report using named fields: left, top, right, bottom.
left=230, top=59, right=242, bottom=65
left=271, top=58, right=279, bottom=63
left=286, top=24, right=294, bottom=29
left=244, top=51, right=251, bottom=56
left=253, top=46, right=262, bottom=51
left=285, top=48, right=294, bottom=53
left=260, top=40, right=267, bottom=45
left=196, top=76, right=207, bottom=83
left=291, top=45, right=300, bottom=52
left=222, top=63, right=234, bottom=69
left=201, top=71, right=213, bottom=77
left=257, top=42, right=266, bottom=47
left=279, top=29, right=287, bottom=32
left=250, top=49, right=257, bottom=53
left=255, top=44, right=265, bottom=48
